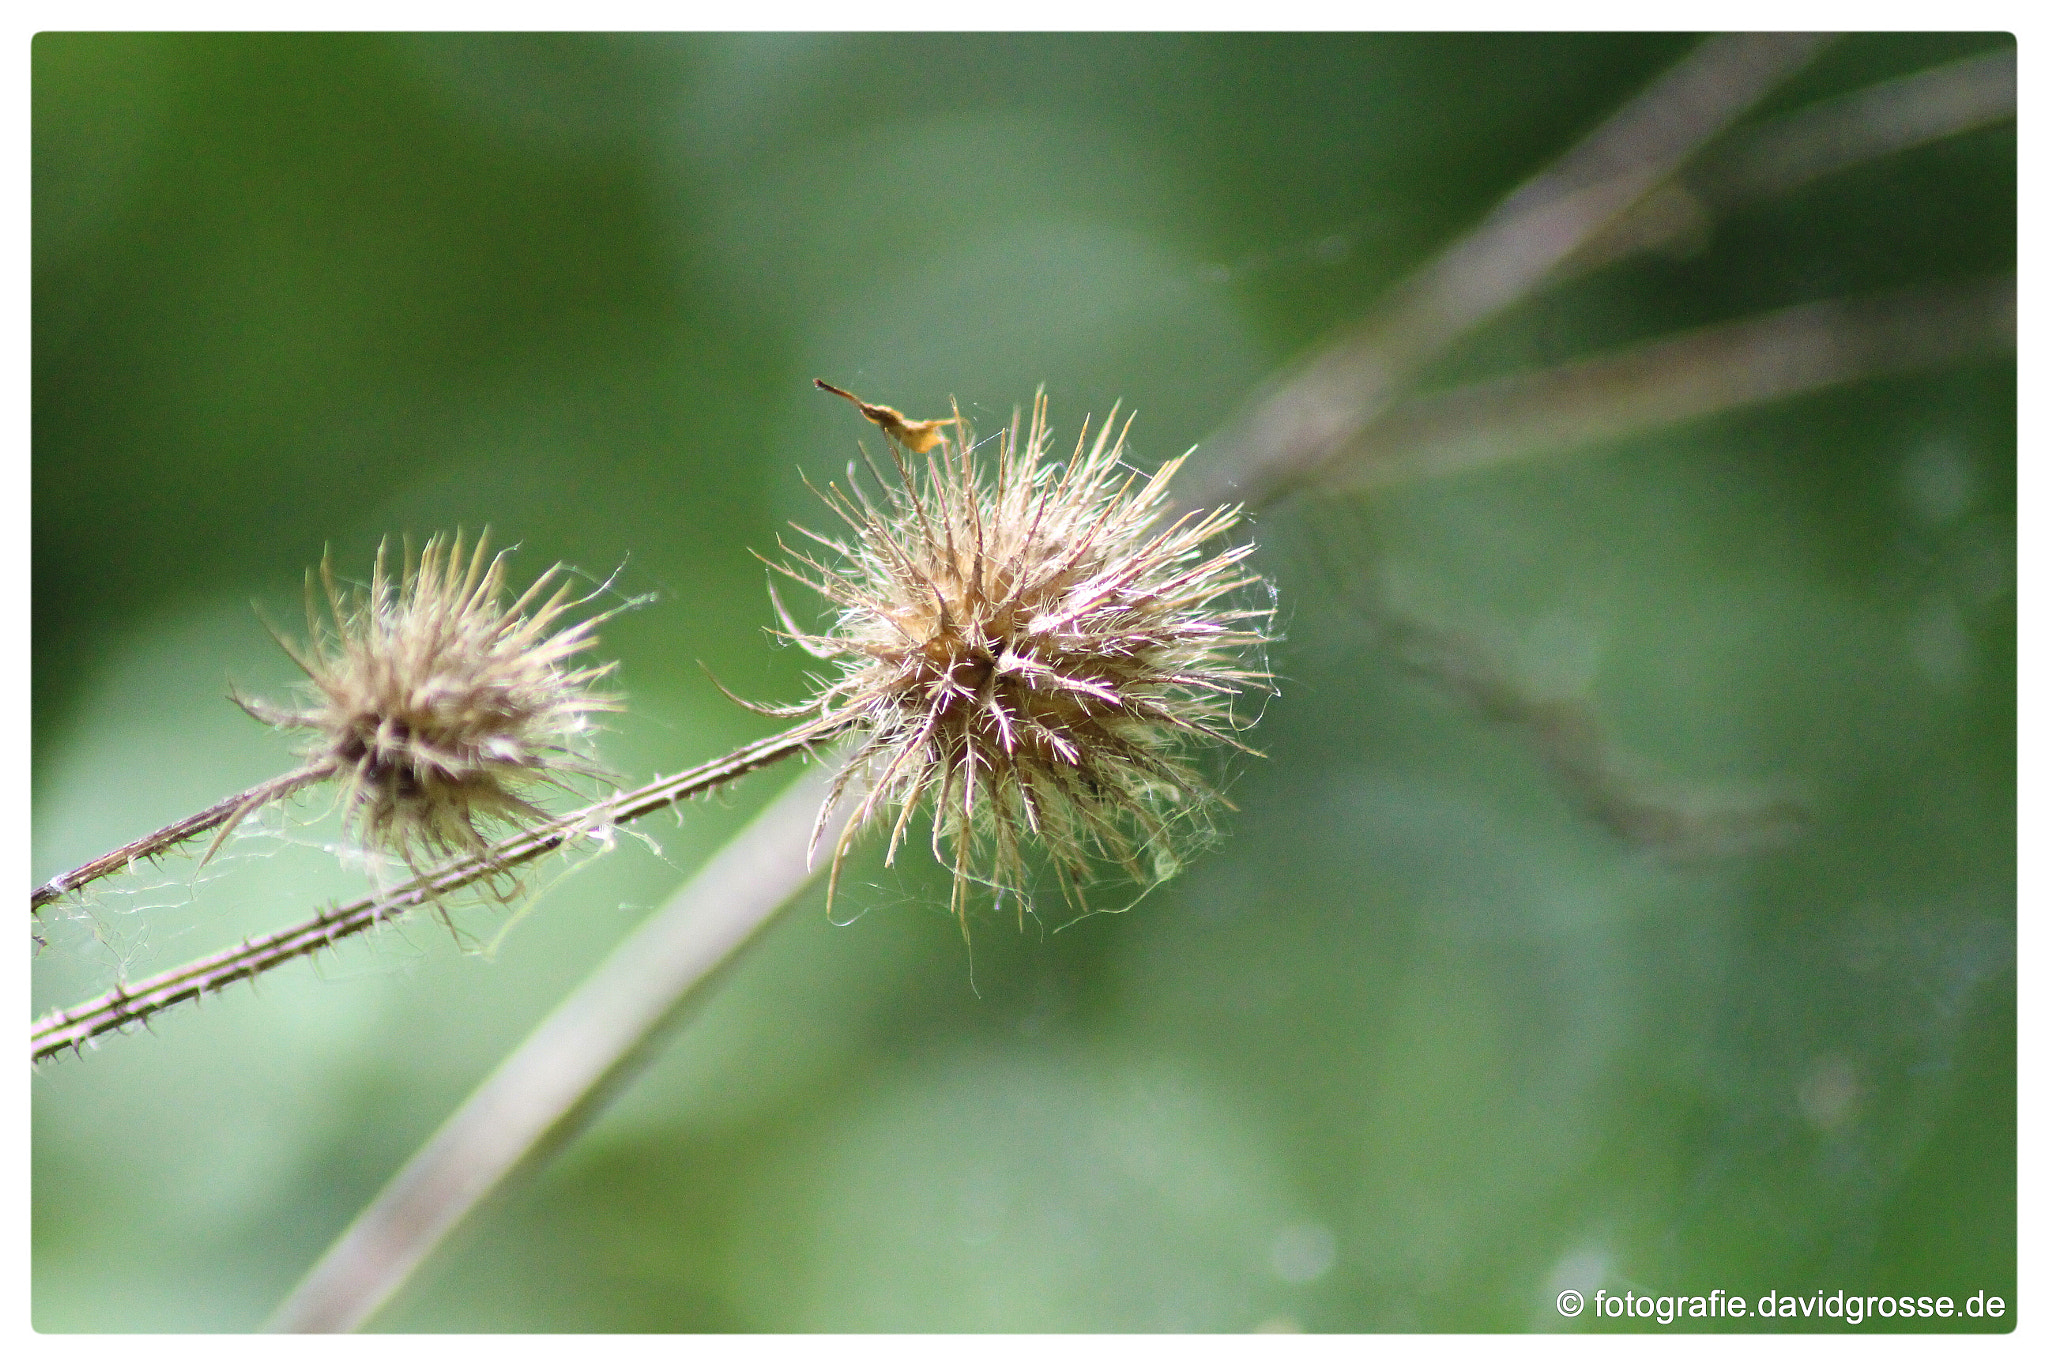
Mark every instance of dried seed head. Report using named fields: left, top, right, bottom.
left=239, top=532, right=622, bottom=870
left=774, top=388, right=1274, bottom=927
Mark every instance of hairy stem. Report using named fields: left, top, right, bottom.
left=30, top=718, right=843, bottom=1063
left=31, top=764, right=332, bottom=913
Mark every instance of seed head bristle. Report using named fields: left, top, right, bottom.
left=238, top=531, right=623, bottom=873
left=777, top=388, right=1275, bottom=930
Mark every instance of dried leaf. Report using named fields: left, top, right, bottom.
left=814, top=379, right=958, bottom=454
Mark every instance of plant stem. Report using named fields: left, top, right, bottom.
left=30, top=718, right=843, bottom=1063
left=30, top=764, right=332, bottom=913
left=1562, top=46, right=2014, bottom=277
left=1177, top=32, right=1837, bottom=515
left=1323, top=275, right=2015, bottom=492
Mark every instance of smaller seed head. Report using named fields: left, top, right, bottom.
left=239, top=532, right=621, bottom=869
left=774, top=389, right=1274, bottom=927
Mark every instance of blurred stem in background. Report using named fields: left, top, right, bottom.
left=240, top=32, right=2009, bottom=1332
left=268, top=761, right=850, bottom=1333
left=1322, top=276, right=2014, bottom=494
left=1172, top=32, right=1838, bottom=515
left=1558, top=47, right=2016, bottom=279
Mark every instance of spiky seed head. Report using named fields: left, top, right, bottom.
left=773, top=389, right=1274, bottom=928
left=239, top=532, right=621, bottom=870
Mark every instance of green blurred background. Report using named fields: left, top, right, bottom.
left=32, top=33, right=2014, bottom=1332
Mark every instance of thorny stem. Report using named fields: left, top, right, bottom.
left=30, top=718, right=845, bottom=1063
left=30, top=765, right=331, bottom=913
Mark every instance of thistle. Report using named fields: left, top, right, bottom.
left=237, top=532, right=622, bottom=872
left=773, top=386, right=1275, bottom=927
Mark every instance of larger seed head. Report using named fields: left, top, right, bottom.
left=774, top=389, right=1274, bottom=927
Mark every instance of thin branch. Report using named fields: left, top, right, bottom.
left=30, top=718, right=844, bottom=1063
left=1564, top=46, right=2016, bottom=274
left=1704, top=45, right=2015, bottom=204
left=1322, top=274, right=2015, bottom=491
left=30, top=764, right=331, bottom=913
left=265, top=759, right=850, bottom=1333
left=1178, top=32, right=1836, bottom=513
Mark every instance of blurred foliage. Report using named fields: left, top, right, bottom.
left=33, top=33, right=2013, bottom=1332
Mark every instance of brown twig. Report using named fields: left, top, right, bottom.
left=1708, top=46, right=2015, bottom=202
